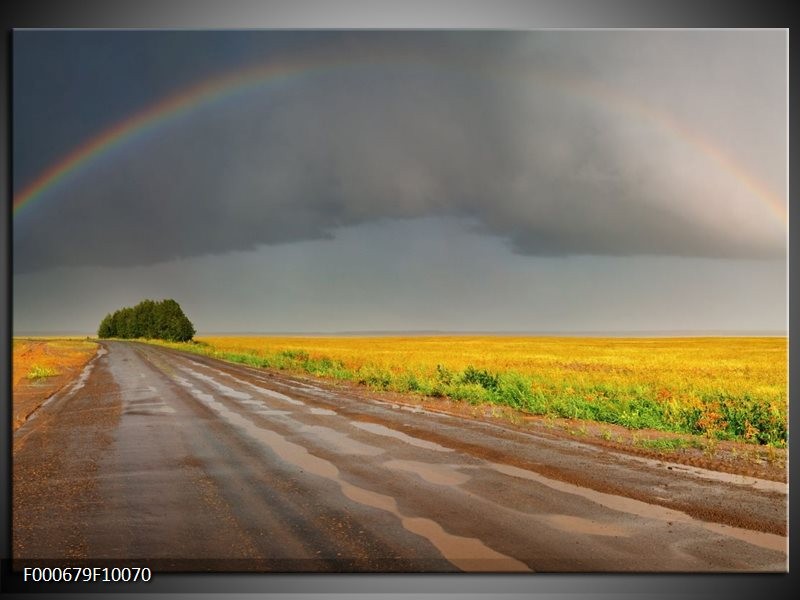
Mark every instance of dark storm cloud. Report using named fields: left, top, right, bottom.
left=13, top=30, right=786, bottom=273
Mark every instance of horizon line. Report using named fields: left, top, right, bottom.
left=12, top=328, right=789, bottom=338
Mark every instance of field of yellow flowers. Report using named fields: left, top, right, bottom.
left=159, top=335, right=787, bottom=447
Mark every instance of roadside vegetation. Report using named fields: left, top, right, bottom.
left=12, top=338, right=99, bottom=430
left=142, top=335, right=787, bottom=448
left=12, top=338, right=98, bottom=389
left=25, top=365, right=59, bottom=379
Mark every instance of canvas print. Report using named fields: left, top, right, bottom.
left=12, top=30, right=787, bottom=573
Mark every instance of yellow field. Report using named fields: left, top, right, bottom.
left=183, top=335, right=787, bottom=446
left=198, top=335, right=785, bottom=399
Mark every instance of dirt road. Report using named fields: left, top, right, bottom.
left=12, top=341, right=787, bottom=572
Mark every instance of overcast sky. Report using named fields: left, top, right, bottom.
left=13, top=30, right=787, bottom=334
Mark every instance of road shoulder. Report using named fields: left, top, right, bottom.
left=12, top=338, right=99, bottom=431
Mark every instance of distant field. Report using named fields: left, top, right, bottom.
left=148, top=335, right=787, bottom=447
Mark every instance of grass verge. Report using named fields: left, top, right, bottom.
left=25, top=365, right=59, bottom=379
left=130, top=336, right=786, bottom=448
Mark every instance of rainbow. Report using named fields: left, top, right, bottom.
left=13, top=55, right=787, bottom=226
left=12, top=56, right=358, bottom=217
left=559, top=76, right=788, bottom=225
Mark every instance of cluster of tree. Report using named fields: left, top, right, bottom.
left=98, top=299, right=195, bottom=342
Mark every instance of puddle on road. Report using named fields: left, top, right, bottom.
left=628, top=456, right=786, bottom=494
left=301, top=425, right=385, bottom=456
left=248, top=385, right=305, bottom=405
left=122, top=386, right=163, bottom=403
left=177, top=357, right=352, bottom=411
left=267, top=378, right=335, bottom=399
left=178, top=354, right=341, bottom=405
left=489, top=462, right=786, bottom=553
left=124, top=400, right=176, bottom=415
left=257, top=409, right=293, bottom=417
left=384, top=460, right=470, bottom=486
left=177, top=377, right=524, bottom=571
left=340, top=484, right=529, bottom=572
left=195, top=367, right=306, bottom=406
left=181, top=367, right=253, bottom=401
left=68, top=362, right=94, bottom=393
left=124, top=407, right=177, bottom=416
left=176, top=374, right=372, bottom=456
left=183, top=384, right=339, bottom=479
left=352, top=422, right=453, bottom=453
left=239, top=399, right=269, bottom=410
left=543, top=514, right=629, bottom=537
left=124, top=382, right=177, bottom=415
left=174, top=376, right=192, bottom=388
left=279, top=380, right=321, bottom=392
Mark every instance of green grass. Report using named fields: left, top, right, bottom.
left=26, top=365, right=59, bottom=379
left=634, top=437, right=706, bottom=451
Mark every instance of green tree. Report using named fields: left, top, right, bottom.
left=97, top=313, right=114, bottom=338
left=117, top=307, right=136, bottom=338
left=97, top=299, right=195, bottom=342
left=155, top=299, right=196, bottom=342
left=134, top=299, right=158, bottom=338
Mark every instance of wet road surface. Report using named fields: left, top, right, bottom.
left=13, top=341, right=788, bottom=572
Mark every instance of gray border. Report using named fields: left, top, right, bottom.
left=1, top=0, right=794, bottom=598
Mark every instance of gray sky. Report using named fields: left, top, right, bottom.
left=13, top=30, right=787, bottom=334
